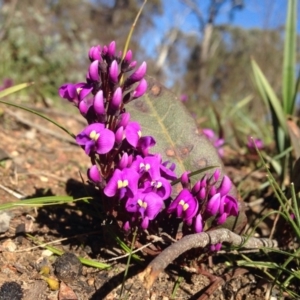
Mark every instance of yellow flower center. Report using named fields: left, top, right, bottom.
left=137, top=199, right=147, bottom=208
left=179, top=199, right=189, bottom=211
left=89, top=130, right=100, bottom=141
left=138, top=130, right=142, bottom=138
left=117, top=180, right=128, bottom=189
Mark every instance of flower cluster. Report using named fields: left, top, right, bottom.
left=58, top=41, right=239, bottom=235
left=167, top=169, right=239, bottom=233
left=202, top=128, right=224, bottom=157
left=58, top=41, right=176, bottom=229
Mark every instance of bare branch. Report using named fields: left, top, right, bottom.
left=139, top=228, right=278, bottom=290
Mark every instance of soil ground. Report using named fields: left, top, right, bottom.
left=0, top=101, right=294, bottom=300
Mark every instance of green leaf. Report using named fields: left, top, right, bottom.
left=283, top=0, right=297, bottom=114
left=128, top=76, right=224, bottom=180
left=0, top=82, right=34, bottom=98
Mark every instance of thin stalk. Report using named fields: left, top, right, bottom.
left=119, top=227, right=138, bottom=298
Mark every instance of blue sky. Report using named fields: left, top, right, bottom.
left=142, top=0, right=298, bottom=58
left=139, top=0, right=298, bottom=86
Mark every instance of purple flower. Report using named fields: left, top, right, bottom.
left=58, top=83, right=78, bottom=102
left=136, top=136, right=156, bottom=156
left=180, top=94, right=188, bottom=102
left=219, top=195, right=239, bottom=217
left=167, top=189, right=198, bottom=221
left=247, top=137, right=264, bottom=150
left=131, top=155, right=161, bottom=179
left=202, top=128, right=224, bottom=158
left=126, top=191, right=163, bottom=228
left=76, top=123, right=115, bottom=155
left=143, top=177, right=172, bottom=200
left=210, top=243, right=222, bottom=251
left=0, top=78, right=13, bottom=91
left=104, top=168, right=139, bottom=199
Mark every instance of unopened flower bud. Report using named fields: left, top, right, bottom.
left=115, top=126, right=124, bottom=145
left=108, top=87, right=122, bottom=114
left=180, top=171, right=190, bottom=188
left=88, top=60, right=100, bottom=81
left=88, top=45, right=101, bottom=61
left=108, top=41, right=116, bottom=57
left=194, top=214, right=203, bottom=233
left=133, top=78, right=147, bottom=98
left=87, top=165, right=102, bottom=183
left=118, top=112, right=130, bottom=128
left=109, top=60, right=119, bottom=84
left=118, top=153, right=129, bottom=169
left=218, top=175, right=232, bottom=196
left=128, top=61, right=147, bottom=83
left=206, top=193, right=221, bottom=215
left=213, top=169, right=221, bottom=182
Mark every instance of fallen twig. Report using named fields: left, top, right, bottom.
left=138, top=228, right=278, bottom=290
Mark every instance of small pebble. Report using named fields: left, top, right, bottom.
left=0, top=281, right=23, bottom=300
left=54, top=252, right=82, bottom=283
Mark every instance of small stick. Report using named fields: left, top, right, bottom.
left=138, top=228, right=278, bottom=290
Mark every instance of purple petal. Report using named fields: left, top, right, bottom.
left=78, top=84, right=93, bottom=101
left=217, top=212, right=228, bottom=225
left=141, top=216, right=149, bottom=229
left=202, top=128, right=215, bottom=139
left=58, top=83, right=77, bottom=102
left=117, top=112, right=131, bottom=128
left=137, top=136, right=156, bottom=156
left=125, top=122, right=141, bottom=147
left=95, top=128, right=115, bottom=154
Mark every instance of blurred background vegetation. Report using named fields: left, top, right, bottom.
left=0, top=0, right=299, bottom=145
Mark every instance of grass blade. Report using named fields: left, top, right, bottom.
left=0, top=100, right=75, bottom=139
left=0, top=82, right=34, bottom=98
left=283, top=0, right=297, bottom=114
left=251, top=59, right=287, bottom=134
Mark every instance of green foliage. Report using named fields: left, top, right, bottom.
left=251, top=0, right=297, bottom=181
